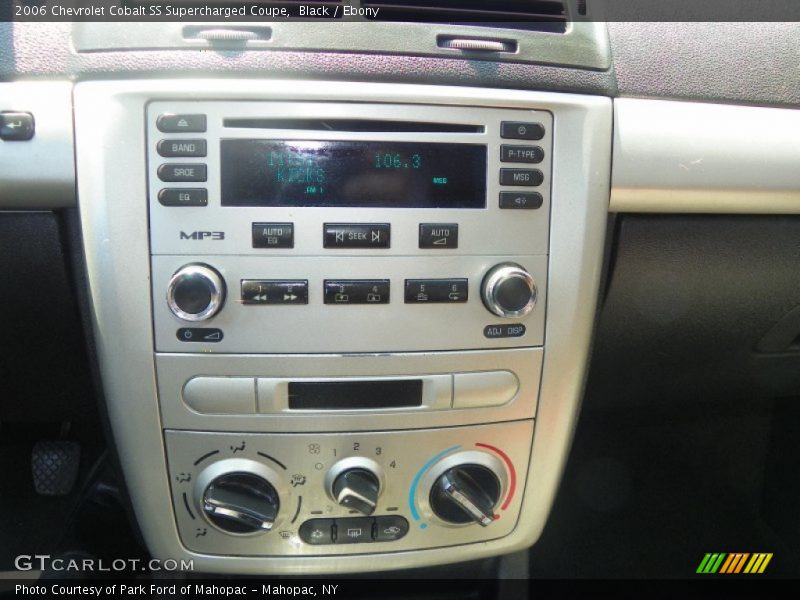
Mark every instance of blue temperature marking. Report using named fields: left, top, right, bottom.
left=408, top=445, right=461, bottom=522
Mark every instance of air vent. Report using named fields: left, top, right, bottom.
left=362, top=0, right=567, bottom=33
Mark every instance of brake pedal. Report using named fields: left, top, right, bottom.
left=32, top=440, right=81, bottom=496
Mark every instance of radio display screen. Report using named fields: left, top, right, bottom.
left=220, top=140, right=487, bottom=208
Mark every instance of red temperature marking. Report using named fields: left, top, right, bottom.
left=475, top=442, right=516, bottom=511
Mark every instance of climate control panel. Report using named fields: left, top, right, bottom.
left=165, top=420, right=532, bottom=556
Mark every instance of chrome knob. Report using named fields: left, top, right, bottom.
left=481, top=262, right=536, bottom=318
left=326, top=457, right=384, bottom=516
left=332, top=469, right=380, bottom=516
left=167, top=263, right=225, bottom=321
left=202, top=471, right=280, bottom=534
left=429, top=464, right=501, bottom=527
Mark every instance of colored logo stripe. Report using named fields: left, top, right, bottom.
left=744, top=553, right=773, bottom=574
left=719, top=553, right=749, bottom=573
left=697, top=552, right=773, bottom=574
left=697, top=553, right=727, bottom=573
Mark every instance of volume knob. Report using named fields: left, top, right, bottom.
left=167, top=263, right=226, bottom=321
left=481, top=262, right=537, bottom=318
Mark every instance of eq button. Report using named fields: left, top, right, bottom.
left=158, top=188, right=208, bottom=207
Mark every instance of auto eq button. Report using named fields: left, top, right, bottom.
left=252, top=223, right=294, bottom=249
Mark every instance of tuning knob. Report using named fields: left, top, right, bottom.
left=167, top=263, right=226, bottom=321
left=195, top=458, right=285, bottom=535
left=481, top=262, right=537, bottom=318
left=326, top=458, right=383, bottom=516
left=429, top=464, right=502, bottom=527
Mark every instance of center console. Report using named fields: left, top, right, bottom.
left=74, top=80, right=611, bottom=573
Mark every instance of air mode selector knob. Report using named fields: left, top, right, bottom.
left=202, top=471, right=280, bottom=534
left=167, top=263, right=226, bottom=322
left=481, top=262, right=537, bottom=318
left=430, top=464, right=502, bottom=527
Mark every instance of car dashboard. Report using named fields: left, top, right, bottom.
left=1, top=8, right=800, bottom=590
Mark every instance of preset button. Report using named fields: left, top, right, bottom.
left=405, top=279, right=468, bottom=303
left=324, top=280, right=390, bottom=305
left=241, top=280, right=308, bottom=305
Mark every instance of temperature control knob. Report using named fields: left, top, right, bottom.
left=481, top=263, right=537, bottom=318
left=167, top=263, right=226, bottom=321
left=326, top=458, right=384, bottom=516
left=202, top=471, right=280, bottom=534
left=430, top=464, right=502, bottom=527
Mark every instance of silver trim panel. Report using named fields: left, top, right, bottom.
left=75, top=79, right=611, bottom=573
left=611, top=98, right=800, bottom=214
left=0, top=82, right=75, bottom=209
left=73, top=22, right=611, bottom=71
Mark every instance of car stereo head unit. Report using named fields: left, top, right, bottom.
left=146, top=100, right=552, bottom=354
